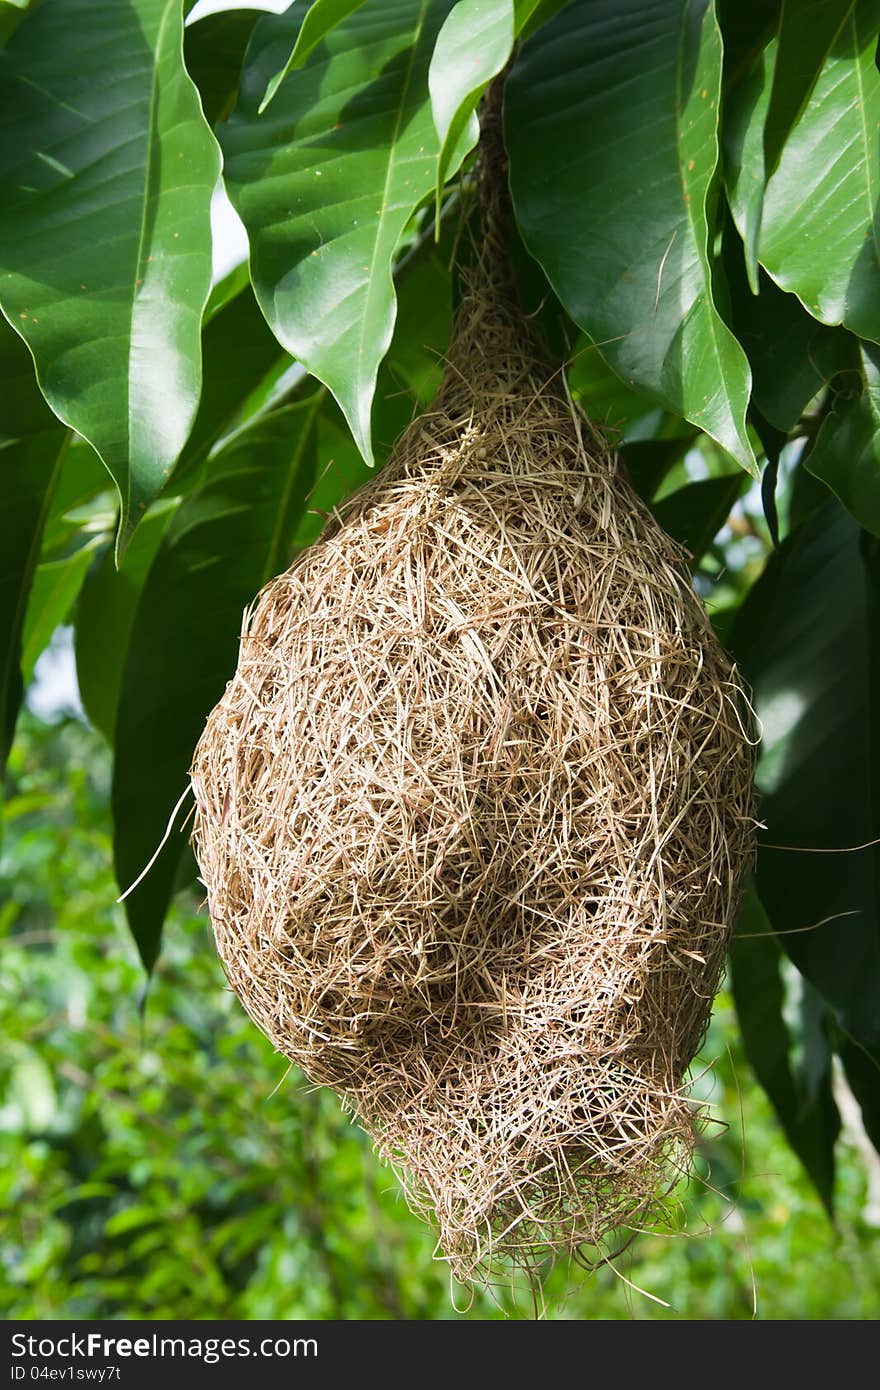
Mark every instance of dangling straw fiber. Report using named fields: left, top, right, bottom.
left=190, top=87, right=755, bottom=1286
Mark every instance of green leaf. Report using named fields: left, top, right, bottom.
left=174, top=282, right=289, bottom=480
left=652, top=472, right=745, bottom=566
left=568, top=343, right=699, bottom=500
left=762, top=2, right=854, bottom=181
left=723, top=36, right=773, bottom=293
left=730, top=501, right=880, bottom=1066
left=716, top=0, right=781, bottom=92
left=428, top=0, right=515, bottom=214
left=0, top=321, right=67, bottom=776
left=724, top=2, right=855, bottom=288
left=0, top=0, right=221, bottom=554
left=786, top=452, right=835, bottom=531
left=205, top=261, right=251, bottom=321
left=0, top=0, right=34, bottom=47
left=75, top=503, right=178, bottom=743
left=729, top=887, right=840, bottom=1211
left=723, top=223, right=857, bottom=432
left=837, top=1036, right=880, bottom=1155
left=501, top=207, right=578, bottom=361
left=104, top=1206, right=161, bottom=1238
left=183, top=7, right=260, bottom=127
left=372, top=243, right=452, bottom=458
left=805, top=343, right=880, bottom=537
left=258, top=0, right=368, bottom=112
left=221, top=0, right=467, bottom=464
left=20, top=542, right=98, bottom=683
left=8, top=1052, right=57, bottom=1132
left=728, top=0, right=880, bottom=342
left=619, top=436, right=699, bottom=503
left=568, top=341, right=655, bottom=433
left=517, top=0, right=571, bottom=39
left=0, top=436, right=68, bottom=765
left=39, top=439, right=114, bottom=559
left=506, top=0, right=758, bottom=476
left=382, top=251, right=451, bottom=404
left=290, top=402, right=373, bottom=554
left=112, top=396, right=325, bottom=971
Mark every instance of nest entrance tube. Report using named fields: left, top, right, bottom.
left=191, top=124, right=755, bottom=1287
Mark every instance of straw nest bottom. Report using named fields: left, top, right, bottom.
left=190, top=279, right=756, bottom=1285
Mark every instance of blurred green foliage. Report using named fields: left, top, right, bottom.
left=2, top=708, right=879, bottom=1320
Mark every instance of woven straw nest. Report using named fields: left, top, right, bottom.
left=191, top=193, right=755, bottom=1286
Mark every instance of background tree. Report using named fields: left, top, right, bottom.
left=1, top=0, right=879, bottom=1245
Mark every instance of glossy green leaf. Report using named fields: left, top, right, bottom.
left=762, top=2, right=854, bottom=180
left=39, top=439, right=113, bottom=559
left=716, top=0, right=780, bottom=91
left=112, top=396, right=325, bottom=971
left=291, top=246, right=449, bottom=547
left=20, top=542, right=99, bottom=683
left=221, top=0, right=466, bottom=464
left=730, top=501, right=880, bottom=1066
left=0, top=0, right=221, bottom=553
left=728, top=0, right=880, bottom=342
left=652, top=473, right=745, bottom=566
left=724, top=2, right=854, bottom=288
left=786, top=450, right=840, bottom=533
left=723, top=38, right=773, bottom=293
left=372, top=244, right=452, bottom=458
left=205, top=261, right=251, bottom=320
left=75, top=503, right=178, bottom=744
left=517, top=0, right=572, bottom=38
left=1, top=437, right=67, bottom=768
left=0, top=316, right=56, bottom=447
left=384, top=251, right=451, bottom=404
left=729, top=887, right=840, bottom=1210
left=724, top=224, right=857, bottom=432
left=0, top=0, right=34, bottom=47
left=806, top=343, right=880, bottom=537
left=0, top=321, right=67, bottom=776
left=259, top=0, right=368, bottom=111
left=174, top=283, right=289, bottom=480
left=183, top=7, right=260, bottom=127
left=428, top=0, right=514, bottom=211
left=506, top=0, right=758, bottom=476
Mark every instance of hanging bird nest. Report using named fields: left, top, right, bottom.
left=190, top=103, right=755, bottom=1287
